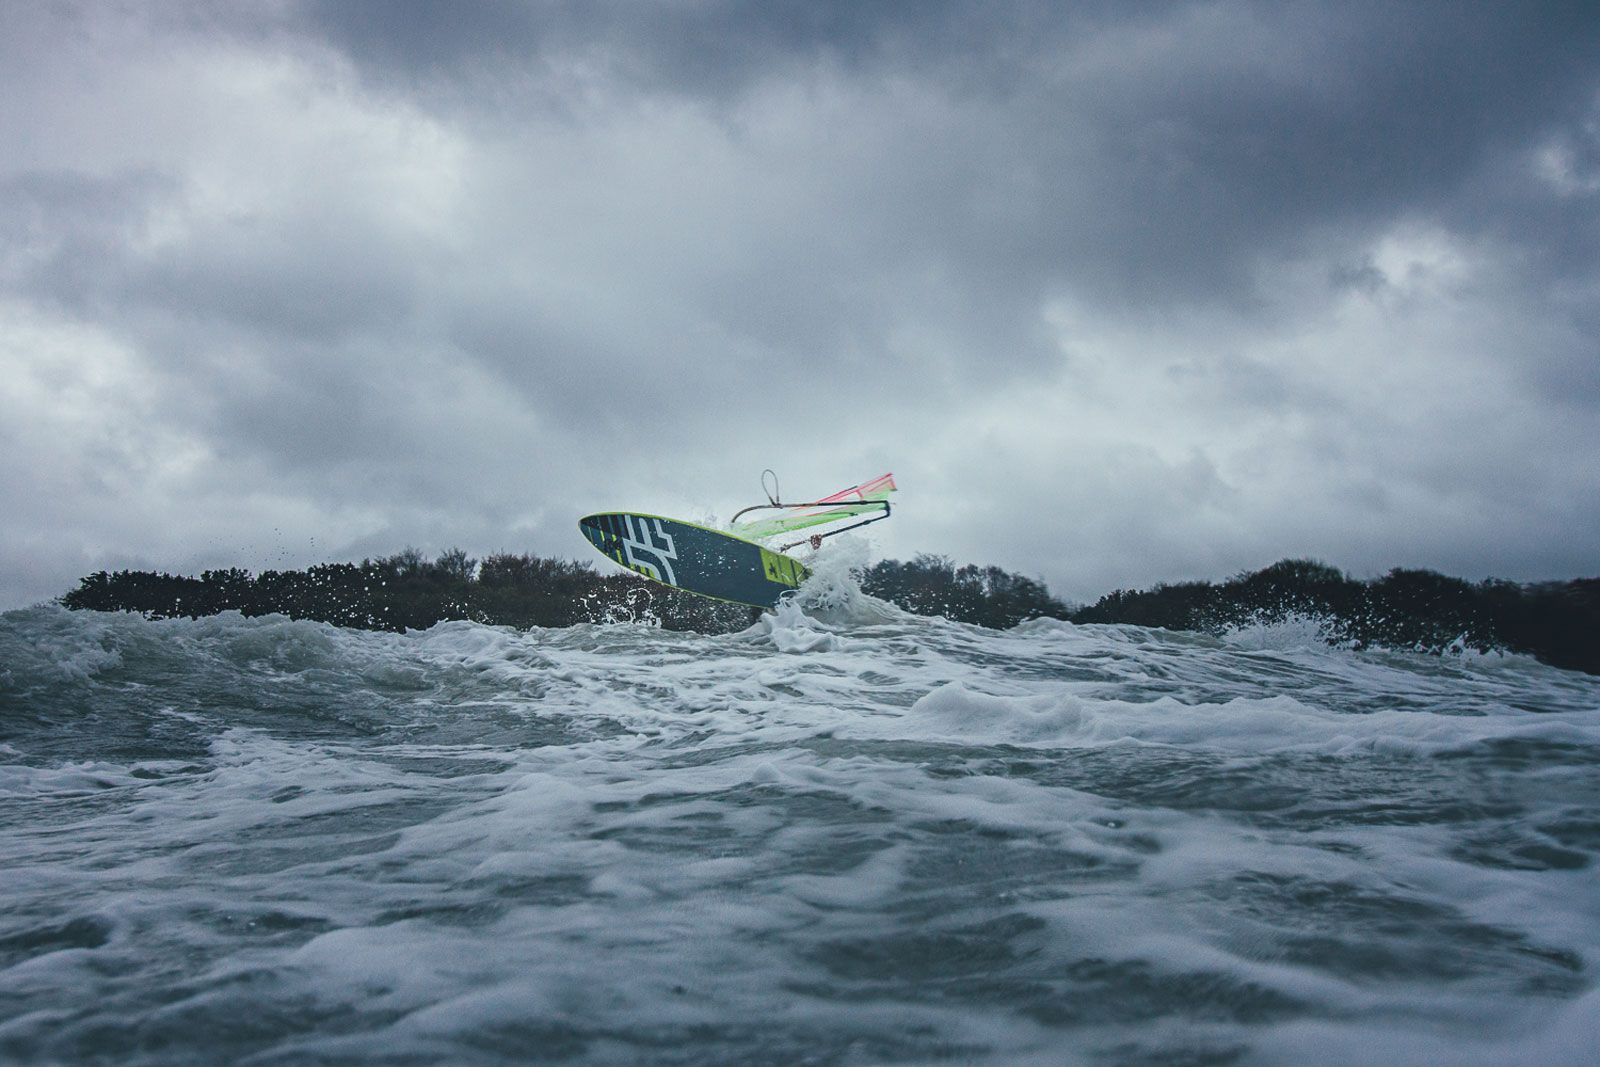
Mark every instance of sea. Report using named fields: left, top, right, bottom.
left=2, top=561, right=1598, bottom=1066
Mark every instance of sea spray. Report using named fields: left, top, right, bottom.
left=790, top=534, right=903, bottom=625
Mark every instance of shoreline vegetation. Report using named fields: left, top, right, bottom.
left=59, top=552, right=1599, bottom=676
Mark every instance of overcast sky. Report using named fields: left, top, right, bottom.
left=3, top=1, right=1598, bottom=610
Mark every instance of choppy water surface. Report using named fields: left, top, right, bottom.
left=2, top=580, right=1598, bottom=1065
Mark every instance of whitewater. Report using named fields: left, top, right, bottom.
left=2, top=568, right=1598, bottom=1065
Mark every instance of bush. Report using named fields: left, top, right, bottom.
left=1069, top=559, right=1599, bottom=674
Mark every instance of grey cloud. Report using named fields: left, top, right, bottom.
left=290, top=0, right=1089, bottom=99
left=280, top=2, right=1600, bottom=309
left=0, top=171, right=178, bottom=311
left=4, top=1, right=1600, bottom=610
left=127, top=217, right=423, bottom=346
left=55, top=0, right=1594, bottom=410
left=2, top=167, right=422, bottom=354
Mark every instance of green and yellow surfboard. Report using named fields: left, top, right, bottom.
left=579, top=513, right=809, bottom=609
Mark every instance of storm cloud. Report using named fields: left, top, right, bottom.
left=3, top=0, right=1598, bottom=608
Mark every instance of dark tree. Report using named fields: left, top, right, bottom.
left=59, top=552, right=1599, bottom=675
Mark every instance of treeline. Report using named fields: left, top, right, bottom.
left=858, top=555, right=1071, bottom=629
left=58, top=552, right=1600, bottom=675
left=60, top=549, right=1077, bottom=636
left=60, top=549, right=753, bottom=634
left=1072, top=558, right=1600, bottom=675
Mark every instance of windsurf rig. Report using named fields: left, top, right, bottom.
left=730, top=471, right=896, bottom=551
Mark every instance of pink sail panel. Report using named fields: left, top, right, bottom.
left=814, top=473, right=896, bottom=504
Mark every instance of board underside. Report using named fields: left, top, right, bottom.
left=579, top=513, right=810, bottom=609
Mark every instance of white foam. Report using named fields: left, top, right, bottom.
left=0, top=605, right=124, bottom=681
left=789, top=535, right=905, bottom=626
left=1221, top=612, right=1341, bottom=651
left=3, top=599, right=1597, bottom=1065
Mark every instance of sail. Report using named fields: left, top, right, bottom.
left=733, top=473, right=896, bottom=541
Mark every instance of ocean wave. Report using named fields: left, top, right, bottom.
left=1, top=591, right=1597, bottom=1064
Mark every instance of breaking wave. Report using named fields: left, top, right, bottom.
left=2, top=576, right=1597, bottom=1065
